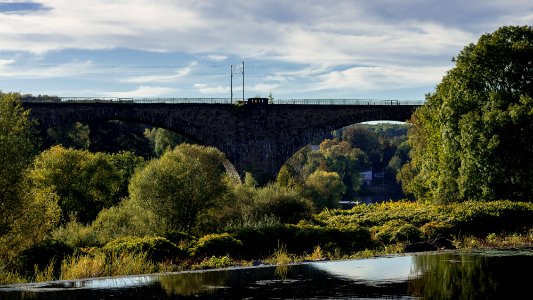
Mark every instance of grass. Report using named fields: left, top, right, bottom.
left=60, top=252, right=159, bottom=280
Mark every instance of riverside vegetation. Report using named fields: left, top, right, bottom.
left=1, top=25, right=533, bottom=284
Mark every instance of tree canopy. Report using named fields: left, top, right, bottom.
left=0, top=93, right=60, bottom=259
left=0, top=93, right=39, bottom=234
left=128, top=144, right=228, bottom=233
left=398, top=25, right=533, bottom=203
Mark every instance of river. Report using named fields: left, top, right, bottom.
left=1, top=249, right=531, bottom=299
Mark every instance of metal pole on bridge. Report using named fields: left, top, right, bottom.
left=230, top=65, right=233, bottom=104
left=242, top=61, right=244, bottom=102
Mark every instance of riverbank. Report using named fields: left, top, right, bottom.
left=2, top=200, right=533, bottom=284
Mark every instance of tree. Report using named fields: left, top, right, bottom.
left=128, top=144, right=228, bottom=233
left=0, top=92, right=60, bottom=259
left=303, top=170, right=346, bottom=210
left=319, top=139, right=369, bottom=197
left=0, top=93, right=39, bottom=235
left=26, top=146, right=132, bottom=223
left=342, top=125, right=382, bottom=168
left=46, top=122, right=90, bottom=150
left=144, top=127, right=190, bottom=157
left=276, top=165, right=299, bottom=188
left=399, top=26, right=533, bottom=203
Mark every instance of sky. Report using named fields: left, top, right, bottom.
left=0, top=0, right=532, bottom=100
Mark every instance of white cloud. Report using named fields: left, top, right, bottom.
left=104, top=85, right=180, bottom=98
left=1, top=0, right=531, bottom=99
left=315, top=65, right=450, bottom=91
left=0, top=60, right=96, bottom=78
left=250, top=83, right=279, bottom=95
left=203, top=55, right=228, bottom=61
left=121, top=63, right=196, bottom=83
left=0, top=58, right=16, bottom=67
left=193, top=83, right=230, bottom=94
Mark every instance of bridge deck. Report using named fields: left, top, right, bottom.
left=21, top=97, right=424, bottom=106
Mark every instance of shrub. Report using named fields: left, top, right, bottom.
left=51, top=219, right=99, bottom=248
left=192, top=256, right=234, bottom=270
left=291, top=224, right=372, bottom=253
left=103, top=236, right=185, bottom=262
left=448, top=201, right=533, bottom=236
left=232, top=228, right=273, bottom=259
left=14, top=239, right=74, bottom=278
left=233, top=224, right=372, bottom=257
left=251, top=184, right=313, bottom=224
left=91, top=198, right=165, bottom=245
left=193, top=233, right=243, bottom=258
left=163, top=231, right=196, bottom=250
left=420, top=221, right=457, bottom=239
left=371, top=220, right=423, bottom=244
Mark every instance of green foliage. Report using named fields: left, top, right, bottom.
left=106, top=151, right=145, bottom=200
left=0, top=93, right=61, bottom=261
left=103, top=236, right=186, bottom=262
left=399, top=26, right=533, bottom=202
left=192, top=233, right=243, bottom=258
left=60, top=251, right=158, bottom=280
left=193, top=256, right=234, bottom=270
left=275, top=165, right=299, bottom=188
left=144, top=127, right=190, bottom=157
left=232, top=224, right=372, bottom=259
left=51, top=218, right=98, bottom=248
left=232, top=228, right=273, bottom=259
left=342, top=125, right=382, bottom=168
left=46, top=122, right=90, bottom=150
left=90, top=198, right=164, bottom=245
left=129, top=144, right=228, bottom=233
left=314, top=200, right=533, bottom=242
left=14, top=239, right=73, bottom=278
left=371, top=220, right=423, bottom=244
left=319, top=139, right=369, bottom=196
left=250, top=184, right=314, bottom=224
left=87, top=120, right=154, bottom=158
left=0, top=92, right=39, bottom=235
left=420, top=221, right=456, bottom=240
left=26, top=146, right=134, bottom=223
left=303, top=169, right=345, bottom=210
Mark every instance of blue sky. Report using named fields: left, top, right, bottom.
left=0, top=0, right=532, bottom=100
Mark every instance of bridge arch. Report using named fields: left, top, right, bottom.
left=23, top=101, right=420, bottom=183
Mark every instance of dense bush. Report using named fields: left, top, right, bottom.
left=232, top=224, right=372, bottom=258
left=314, top=200, right=533, bottom=242
left=90, top=199, right=164, bottom=244
left=192, top=233, right=243, bottom=258
left=250, top=184, right=313, bottom=224
left=14, top=239, right=74, bottom=278
left=103, top=237, right=185, bottom=262
left=371, top=220, right=423, bottom=244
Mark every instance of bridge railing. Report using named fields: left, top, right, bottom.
left=274, top=99, right=424, bottom=105
left=21, top=97, right=424, bottom=105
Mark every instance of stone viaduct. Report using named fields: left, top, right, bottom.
left=22, top=100, right=421, bottom=183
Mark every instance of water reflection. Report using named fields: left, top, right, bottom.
left=1, top=250, right=533, bottom=299
left=159, top=270, right=229, bottom=296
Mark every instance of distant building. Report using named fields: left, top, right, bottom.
left=360, top=170, right=373, bottom=185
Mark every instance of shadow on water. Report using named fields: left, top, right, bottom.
left=1, top=249, right=533, bottom=299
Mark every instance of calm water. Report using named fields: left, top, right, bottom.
left=1, top=249, right=532, bottom=299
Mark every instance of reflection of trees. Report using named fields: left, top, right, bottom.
left=159, top=271, right=230, bottom=296
left=409, top=253, right=495, bottom=299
